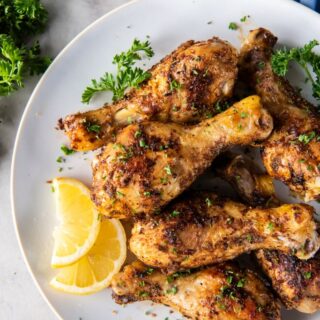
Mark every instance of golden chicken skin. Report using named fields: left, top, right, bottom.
left=91, top=96, right=273, bottom=218
left=111, top=261, right=281, bottom=320
left=239, top=28, right=320, bottom=202
left=61, top=37, right=238, bottom=151
left=129, top=192, right=320, bottom=272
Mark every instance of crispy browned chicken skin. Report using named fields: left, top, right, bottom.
left=257, top=249, right=320, bottom=314
left=130, top=192, right=320, bottom=272
left=91, top=96, right=273, bottom=218
left=61, top=37, right=238, bottom=151
left=239, top=28, right=320, bottom=201
left=218, top=152, right=320, bottom=313
left=111, top=261, right=281, bottom=320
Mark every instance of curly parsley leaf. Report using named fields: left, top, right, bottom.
left=82, top=39, right=154, bottom=104
left=0, top=0, right=48, bottom=44
left=0, top=35, right=51, bottom=96
left=0, top=0, right=50, bottom=97
left=271, top=40, right=320, bottom=102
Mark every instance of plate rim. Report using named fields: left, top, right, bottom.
left=10, top=0, right=141, bottom=318
left=9, top=0, right=320, bottom=319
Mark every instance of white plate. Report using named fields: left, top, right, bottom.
left=11, top=0, right=320, bottom=319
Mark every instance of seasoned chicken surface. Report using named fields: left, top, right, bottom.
left=111, top=261, right=281, bottom=320
left=218, top=153, right=320, bottom=313
left=130, top=192, right=320, bottom=271
left=61, top=38, right=238, bottom=151
left=257, top=250, right=320, bottom=313
left=91, top=96, right=273, bottom=218
left=239, top=28, right=320, bottom=201
left=215, top=153, right=278, bottom=207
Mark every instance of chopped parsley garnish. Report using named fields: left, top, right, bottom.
left=228, top=22, right=238, bottom=30
left=171, top=210, right=180, bottom=217
left=146, top=267, right=154, bottom=275
left=56, top=156, right=64, bottom=163
left=257, top=61, right=265, bottom=70
left=304, top=271, right=312, bottom=279
left=267, top=222, right=274, bottom=231
left=143, top=191, right=151, bottom=197
left=298, top=131, right=317, bottom=144
left=236, top=278, right=246, bottom=288
left=226, top=275, right=233, bottom=284
left=82, top=38, right=154, bottom=103
left=139, top=281, right=145, bottom=287
left=240, top=112, right=248, bottom=118
left=205, top=197, right=212, bottom=207
left=139, top=139, right=147, bottom=148
left=86, top=124, right=101, bottom=133
left=139, top=291, right=150, bottom=297
left=246, top=234, right=253, bottom=242
left=116, top=191, right=124, bottom=197
left=166, top=270, right=191, bottom=283
left=215, top=100, right=229, bottom=113
left=61, top=145, right=75, bottom=155
left=205, top=112, right=213, bottom=119
left=166, top=286, right=178, bottom=295
left=160, top=177, right=168, bottom=184
left=271, top=40, right=320, bottom=102
left=169, top=79, right=182, bottom=92
left=240, top=15, right=250, bottom=22
left=164, top=165, right=172, bottom=175
left=134, top=130, right=142, bottom=138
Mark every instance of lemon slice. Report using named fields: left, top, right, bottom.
left=50, top=219, right=127, bottom=294
left=51, top=177, right=101, bottom=268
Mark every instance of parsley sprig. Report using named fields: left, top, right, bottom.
left=0, top=0, right=50, bottom=96
left=82, top=39, right=154, bottom=104
left=271, top=40, right=320, bottom=102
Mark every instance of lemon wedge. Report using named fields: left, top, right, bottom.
left=50, top=219, right=127, bottom=294
left=51, top=177, right=101, bottom=268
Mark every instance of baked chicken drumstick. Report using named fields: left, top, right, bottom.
left=219, top=152, right=320, bottom=314
left=215, top=152, right=279, bottom=207
left=91, top=95, right=273, bottom=218
left=61, top=37, right=238, bottom=151
left=239, top=28, right=320, bottom=201
left=111, top=261, right=281, bottom=320
left=129, top=192, right=320, bottom=271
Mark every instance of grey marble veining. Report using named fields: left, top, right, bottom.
left=0, top=1, right=127, bottom=319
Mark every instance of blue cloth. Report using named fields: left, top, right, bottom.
left=295, top=0, right=320, bottom=12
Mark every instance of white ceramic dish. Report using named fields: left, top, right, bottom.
left=11, top=0, right=320, bottom=319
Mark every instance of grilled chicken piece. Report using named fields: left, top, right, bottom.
left=111, top=261, right=281, bottom=320
left=239, top=28, right=320, bottom=201
left=257, top=249, right=320, bottom=313
left=91, top=96, right=273, bottom=218
left=218, top=152, right=320, bottom=313
left=61, top=38, right=238, bottom=151
left=215, top=153, right=279, bottom=207
left=130, top=192, right=319, bottom=271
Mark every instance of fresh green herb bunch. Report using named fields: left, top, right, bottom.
left=0, top=0, right=48, bottom=44
left=0, top=35, right=50, bottom=95
left=271, top=40, right=320, bottom=102
left=0, top=0, right=50, bottom=96
left=82, top=39, right=154, bottom=104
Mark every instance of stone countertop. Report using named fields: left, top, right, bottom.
left=0, top=1, right=127, bottom=319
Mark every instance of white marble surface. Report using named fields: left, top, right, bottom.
left=0, top=1, right=127, bottom=319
